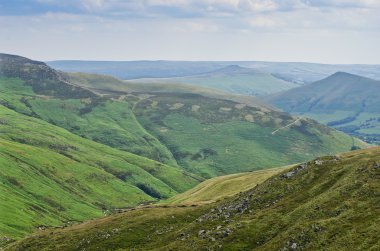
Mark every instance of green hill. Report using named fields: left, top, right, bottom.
left=0, top=54, right=202, bottom=240
left=127, top=65, right=299, bottom=96
left=7, top=147, right=380, bottom=250
left=0, top=104, right=201, bottom=240
left=266, top=72, right=380, bottom=144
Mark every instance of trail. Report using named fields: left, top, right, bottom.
left=271, top=118, right=301, bottom=135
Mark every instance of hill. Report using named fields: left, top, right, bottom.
left=0, top=54, right=202, bottom=240
left=6, top=147, right=380, bottom=250
left=47, top=60, right=380, bottom=83
left=130, top=91, right=366, bottom=177
left=127, top=65, right=299, bottom=96
left=266, top=72, right=380, bottom=144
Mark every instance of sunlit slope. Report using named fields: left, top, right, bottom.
left=0, top=104, right=201, bottom=239
left=164, top=167, right=285, bottom=205
left=8, top=147, right=380, bottom=250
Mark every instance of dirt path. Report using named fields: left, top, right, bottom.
left=271, top=118, right=301, bottom=135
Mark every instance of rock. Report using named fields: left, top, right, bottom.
left=315, top=159, right=323, bottom=165
left=290, top=242, right=298, bottom=250
left=216, top=225, right=222, bottom=230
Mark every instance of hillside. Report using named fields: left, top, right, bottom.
left=0, top=104, right=201, bottom=240
left=131, top=92, right=366, bottom=177
left=0, top=54, right=202, bottom=240
left=163, top=167, right=286, bottom=205
left=0, top=56, right=178, bottom=166
left=266, top=72, right=380, bottom=144
left=127, top=65, right=299, bottom=96
left=7, top=147, right=380, bottom=250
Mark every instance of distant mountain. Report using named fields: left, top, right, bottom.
left=8, top=147, right=380, bottom=250
left=266, top=72, right=380, bottom=144
left=128, top=65, right=300, bottom=96
left=47, top=60, right=380, bottom=83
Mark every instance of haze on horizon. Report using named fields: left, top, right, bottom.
left=1, top=0, right=380, bottom=64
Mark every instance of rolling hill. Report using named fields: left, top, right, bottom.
left=48, top=60, right=380, bottom=84
left=266, top=72, right=380, bottom=144
left=127, top=65, right=300, bottom=96
left=6, top=147, right=380, bottom=250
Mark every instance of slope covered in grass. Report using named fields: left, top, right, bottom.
left=0, top=104, right=201, bottom=240
left=0, top=77, right=178, bottom=166
left=164, top=167, right=285, bottom=205
left=7, top=147, right=380, bottom=250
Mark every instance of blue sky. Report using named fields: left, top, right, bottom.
left=1, top=0, right=380, bottom=63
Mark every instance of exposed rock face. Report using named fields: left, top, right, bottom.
left=0, top=53, right=93, bottom=98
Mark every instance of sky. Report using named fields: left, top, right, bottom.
left=1, top=0, right=380, bottom=64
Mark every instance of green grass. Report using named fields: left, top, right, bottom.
left=0, top=78, right=178, bottom=166
left=163, top=167, right=286, bottom=205
left=7, top=147, right=380, bottom=250
left=0, top=104, right=201, bottom=239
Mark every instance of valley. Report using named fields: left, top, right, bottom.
left=0, top=53, right=378, bottom=250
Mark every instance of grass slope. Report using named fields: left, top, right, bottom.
left=0, top=77, right=178, bottom=166
left=7, top=147, right=380, bottom=250
left=164, top=167, right=286, bottom=205
left=128, top=65, right=299, bottom=96
left=0, top=102, right=201, bottom=240
left=266, top=72, right=380, bottom=144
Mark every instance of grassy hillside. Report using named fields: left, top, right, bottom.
left=0, top=104, right=201, bottom=240
left=0, top=77, right=178, bottom=166
left=131, top=92, right=367, bottom=177
left=164, top=167, right=286, bottom=205
left=128, top=65, right=299, bottom=96
left=7, top=147, right=380, bottom=250
left=266, top=72, right=380, bottom=144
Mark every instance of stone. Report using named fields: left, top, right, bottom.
left=290, top=242, right=298, bottom=250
